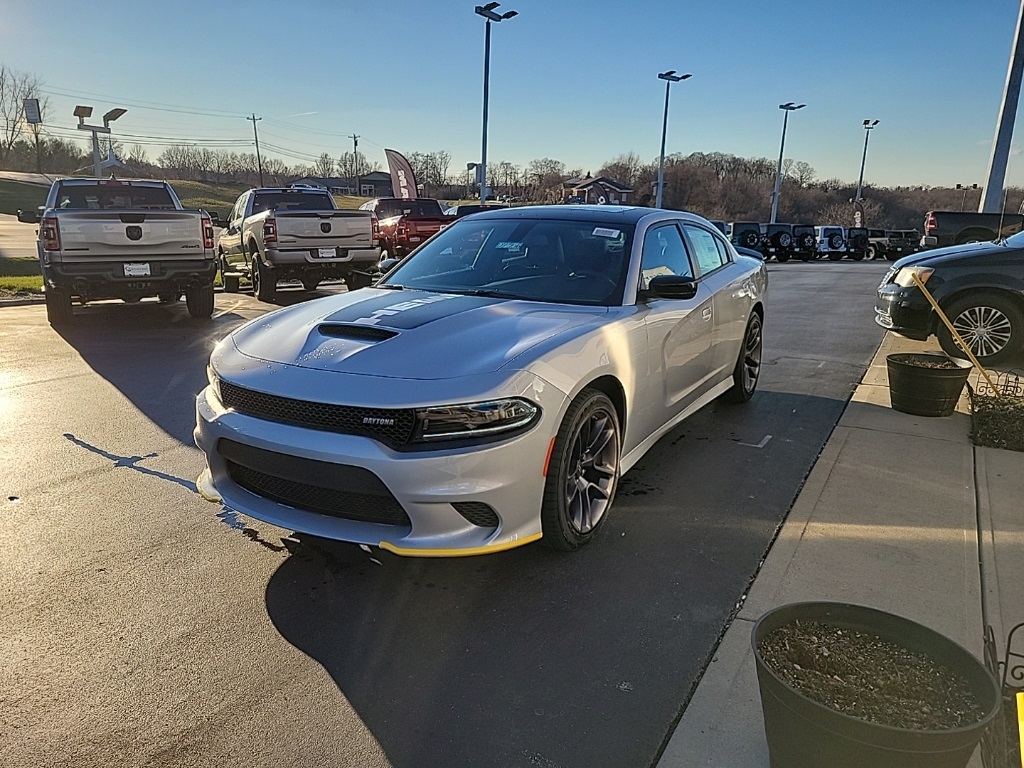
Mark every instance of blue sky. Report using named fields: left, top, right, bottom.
left=3, top=0, right=1023, bottom=188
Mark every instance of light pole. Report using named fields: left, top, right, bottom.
left=75, top=105, right=126, bottom=177
left=769, top=102, right=806, bottom=223
left=855, top=119, right=879, bottom=202
left=466, top=162, right=479, bottom=199
left=655, top=70, right=691, bottom=209
left=475, top=2, right=517, bottom=203
left=957, top=183, right=979, bottom=211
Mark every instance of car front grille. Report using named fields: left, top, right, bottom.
left=220, top=439, right=410, bottom=526
left=452, top=501, right=500, bottom=528
left=220, top=380, right=416, bottom=448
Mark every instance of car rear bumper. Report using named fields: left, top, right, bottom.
left=44, top=258, right=217, bottom=296
left=265, top=246, right=381, bottom=268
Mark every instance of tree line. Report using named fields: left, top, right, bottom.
left=2, top=64, right=1022, bottom=229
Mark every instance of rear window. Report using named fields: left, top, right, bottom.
left=375, top=199, right=444, bottom=219
left=252, top=191, right=335, bottom=214
left=54, top=183, right=176, bottom=210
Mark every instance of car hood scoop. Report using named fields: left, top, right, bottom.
left=231, top=288, right=605, bottom=379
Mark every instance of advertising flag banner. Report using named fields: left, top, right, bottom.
left=385, top=149, right=418, bottom=199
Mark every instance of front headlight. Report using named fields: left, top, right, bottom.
left=894, top=266, right=934, bottom=287
left=206, top=364, right=222, bottom=403
left=412, top=398, right=539, bottom=442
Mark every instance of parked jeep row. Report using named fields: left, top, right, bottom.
left=722, top=222, right=884, bottom=262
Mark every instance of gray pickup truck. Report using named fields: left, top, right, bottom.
left=921, top=208, right=1024, bottom=249
left=17, top=178, right=216, bottom=325
left=217, top=187, right=380, bottom=302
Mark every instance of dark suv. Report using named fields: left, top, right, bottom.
left=791, top=224, right=817, bottom=261
left=728, top=221, right=762, bottom=250
left=759, top=224, right=795, bottom=262
left=846, top=227, right=869, bottom=261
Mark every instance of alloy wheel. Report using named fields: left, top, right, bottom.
left=952, top=305, right=1013, bottom=358
left=563, top=408, right=618, bottom=535
left=742, top=314, right=763, bottom=394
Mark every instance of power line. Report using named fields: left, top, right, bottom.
left=42, top=86, right=248, bottom=119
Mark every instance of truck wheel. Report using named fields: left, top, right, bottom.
left=252, top=257, right=276, bottom=302
left=849, top=251, right=865, bottom=261
left=301, top=278, right=320, bottom=292
left=866, top=245, right=878, bottom=260
left=186, top=283, right=215, bottom=319
left=884, top=252, right=900, bottom=262
left=45, top=287, right=73, bottom=326
left=938, top=292, right=1024, bottom=366
left=798, top=252, right=812, bottom=262
left=346, top=271, right=372, bottom=290
left=774, top=252, right=790, bottom=263
left=827, top=252, right=844, bottom=261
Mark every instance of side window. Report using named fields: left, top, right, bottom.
left=640, top=224, right=693, bottom=287
left=683, top=224, right=728, bottom=275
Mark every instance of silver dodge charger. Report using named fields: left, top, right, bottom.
left=195, top=205, right=767, bottom=556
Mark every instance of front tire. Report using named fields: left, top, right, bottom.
left=541, top=389, right=620, bottom=551
left=221, top=255, right=239, bottom=294
left=937, top=293, right=1024, bottom=366
left=721, top=312, right=763, bottom=403
left=185, top=282, right=215, bottom=319
left=45, top=287, right=73, bottom=326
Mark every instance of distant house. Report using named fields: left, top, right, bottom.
left=290, top=171, right=393, bottom=197
left=562, top=176, right=633, bottom=205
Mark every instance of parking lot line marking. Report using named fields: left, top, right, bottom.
left=738, top=435, right=772, bottom=449
left=213, top=300, right=244, bottom=319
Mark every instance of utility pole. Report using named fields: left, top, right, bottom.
left=248, top=114, right=264, bottom=187
left=350, top=133, right=360, bottom=195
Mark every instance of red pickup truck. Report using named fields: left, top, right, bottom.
left=359, top=197, right=450, bottom=260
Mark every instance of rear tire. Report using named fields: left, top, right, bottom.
left=45, top=287, right=73, bottom=326
left=828, top=252, right=844, bottom=261
left=252, top=257, right=276, bottom=302
left=221, top=255, right=239, bottom=294
left=721, top=313, right=763, bottom=403
left=346, top=271, right=372, bottom=290
left=774, top=252, right=791, bottom=263
left=185, top=282, right=215, bottom=319
left=849, top=252, right=865, bottom=261
left=541, top=389, right=620, bottom=551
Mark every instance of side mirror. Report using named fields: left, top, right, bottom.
left=644, top=275, right=699, bottom=300
left=378, top=257, right=400, bottom=273
left=226, top=224, right=238, bottom=235
left=207, top=211, right=222, bottom=226
left=16, top=208, right=40, bottom=224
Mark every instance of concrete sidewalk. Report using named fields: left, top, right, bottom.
left=658, top=333, right=1024, bottom=767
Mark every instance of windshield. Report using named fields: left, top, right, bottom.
left=252, top=191, right=335, bottom=214
left=54, top=183, right=176, bottom=210
left=1002, top=229, right=1024, bottom=247
left=382, top=217, right=634, bottom=306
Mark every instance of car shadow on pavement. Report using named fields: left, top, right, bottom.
left=261, top=388, right=852, bottom=768
left=52, top=301, right=249, bottom=444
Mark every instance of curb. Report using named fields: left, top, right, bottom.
left=0, top=296, right=45, bottom=307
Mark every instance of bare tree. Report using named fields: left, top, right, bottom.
left=598, top=152, right=646, bottom=187
left=792, top=161, right=817, bottom=186
left=311, top=152, right=335, bottom=178
left=0, top=66, right=43, bottom=167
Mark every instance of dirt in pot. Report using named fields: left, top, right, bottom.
left=758, top=620, right=988, bottom=730
left=889, top=354, right=964, bottom=370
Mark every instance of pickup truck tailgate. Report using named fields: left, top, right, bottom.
left=275, top=210, right=373, bottom=249
left=56, top=210, right=206, bottom=260
left=405, top=217, right=448, bottom=242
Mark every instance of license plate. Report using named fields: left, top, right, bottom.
left=409, top=237, right=421, bottom=243
left=317, top=248, right=336, bottom=259
left=124, top=263, right=150, bottom=277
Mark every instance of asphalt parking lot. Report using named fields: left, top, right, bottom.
left=2, top=262, right=890, bottom=768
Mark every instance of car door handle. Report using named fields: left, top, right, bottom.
left=702, top=308, right=712, bottom=321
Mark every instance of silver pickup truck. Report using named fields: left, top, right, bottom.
left=217, top=187, right=380, bottom=302
left=17, top=178, right=217, bottom=325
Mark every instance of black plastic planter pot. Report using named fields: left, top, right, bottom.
left=751, top=602, right=1000, bottom=768
left=886, top=353, right=972, bottom=417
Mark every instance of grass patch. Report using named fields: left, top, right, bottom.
left=0, top=179, right=48, bottom=216
left=0, top=256, right=41, bottom=276
left=0, top=275, right=43, bottom=295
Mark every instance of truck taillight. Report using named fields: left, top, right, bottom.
left=397, top=221, right=408, bottom=238
left=263, top=217, right=277, bottom=244
left=371, top=214, right=380, bottom=245
left=202, top=214, right=215, bottom=249
left=925, top=213, right=937, bottom=233
left=41, top=216, right=61, bottom=251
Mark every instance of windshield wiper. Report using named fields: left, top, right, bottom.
left=376, top=283, right=405, bottom=290
left=446, top=288, right=519, bottom=299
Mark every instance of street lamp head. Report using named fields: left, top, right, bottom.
left=501, top=9, right=517, bottom=19
left=780, top=102, right=806, bottom=111
left=658, top=70, right=691, bottom=82
left=73, top=104, right=93, bottom=119
left=476, top=2, right=516, bottom=21
left=103, top=107, right=127, bottom=125
left=863, top=118, right=880, bottom=128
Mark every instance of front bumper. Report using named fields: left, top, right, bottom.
left=874, top=284, right=932, bottom=340
left=194, top=378, right=565, bottom=556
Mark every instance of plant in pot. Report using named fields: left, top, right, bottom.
left=751, top=602, right=1000, bottom=768
left=886, top=352, right=972, bottom=417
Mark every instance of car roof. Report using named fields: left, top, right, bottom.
left=463, top=204, right=687, bottom=225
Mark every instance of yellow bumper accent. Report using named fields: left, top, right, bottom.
left=378, top=532, right=542, bottom=558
